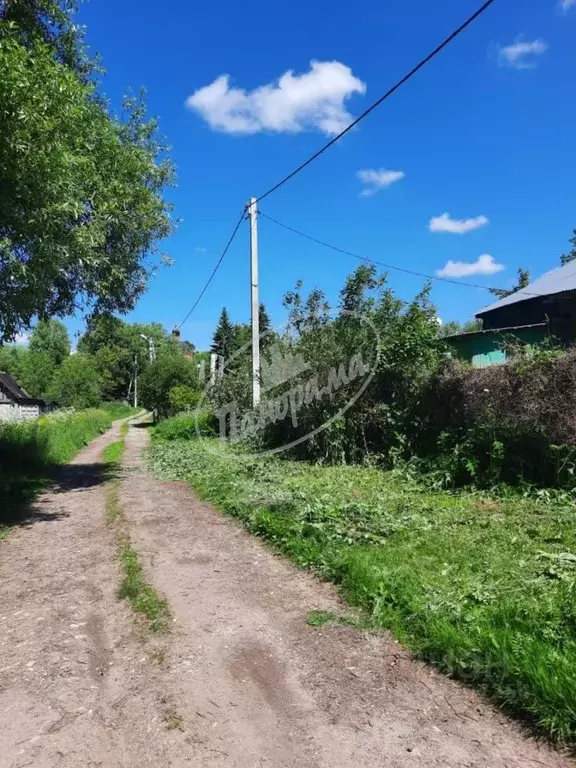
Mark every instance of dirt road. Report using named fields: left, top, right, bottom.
left=0, top=419, right=572, bottom=767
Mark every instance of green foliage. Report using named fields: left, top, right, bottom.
left=439, top=318, right=483, bottom=337
left=168, top=385, right=200, bottom=413
left=99, top=402, right=139, bottom=420
left=1, top=0, right=92, bottom=77
left=0, top=408, right=114, bottom=523
left=560, top=229, right=576, bottom=266
left=489, top=267, right=531, bottom=299
left=29, top=319, right=71, bottom=366
left=0, top=17, right=175, bottom=342
left=153, top=412, right=216, bottom=441
left=149, top=436, right=576, bottom=745
left=138, top=354, right=199, bottom=418
left=258, top=303, right=276, bottom=348
left=414, top=350, right=576, bottom=490
left=103, top=439, right=124, bottom=466
left=78, top=317, right=179, bottom=401
left=0, top=344, right=55, bottom=399
left=203, top=263, right=576, bottom=491
left=211, top=307, right=235, bottom=361
left=48, top=353, right=102, bottom=409
left=248, top=265, right=443, bottom=464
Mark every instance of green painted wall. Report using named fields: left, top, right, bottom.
left=447, top=326, right=548, bottom=367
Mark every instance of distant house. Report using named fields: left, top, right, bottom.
left=446, top=261, right=576, bottom=367
left=0, top=372, right=49, bottom=421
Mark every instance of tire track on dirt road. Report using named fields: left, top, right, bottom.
left=120, top=419, right=572, bottom=768
left=0, top=417, right=194, bottom=768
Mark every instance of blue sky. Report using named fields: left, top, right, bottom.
left=66, top=0, right=576, bottom=350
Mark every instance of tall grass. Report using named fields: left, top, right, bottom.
left=0, top=408, right=130, bottom=525
left=99, top=402, right=140, bottom=421
left=152, top=411, right=216, bottom=441
left=149, top=433, right=576, bottom=745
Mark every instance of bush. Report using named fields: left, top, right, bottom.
left=414, top=350, right=576, bottom=489
left=153, top=411, right=216, bottom=441
left=138, top=356, right=200, bottom=418
left=168, top=386, right=200, bottom=413
left=210, top=266, right=443, bottom=465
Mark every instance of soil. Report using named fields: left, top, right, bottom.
left=0, top=416, right=572, bottom=767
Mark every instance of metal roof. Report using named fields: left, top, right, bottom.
left=444, top=322, right=547, bottom=341
left=476, top=261, right=576, bottom=316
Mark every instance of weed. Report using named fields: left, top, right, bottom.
left=149, top=436, right=576, bottom=746
left=163, top=706, right=184, bottom=731
left=118, top=538, right=170, bottom=632
left=103, top=439, right=125, bottom=466
left=105, top=480, right=120, bottom=524
left=104, top=424, right=170, bottom=633
left=306, top=610, right=363, bottom=628
left=150, top=647, right=167, bottom=666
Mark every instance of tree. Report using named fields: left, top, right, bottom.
left=211, top=308, right=235, bottom=362
left=0, top=345, right=28, bottom=385
left=258, top=303, right=276, bottom=349
left=48, top=353, right=102, bottom=409
left=233, top=323, right=251, bottom=352
left=20, top=351, right=56, bottom=400
left=0, top=18, right=176, bottom=342
left=77, top=317, right=177, bottom=401
left=29, top=319, right=70, bottom=366
left=0, top=343, right=56, bottom=398
left=561, top=230, right=576, bottom=266
left=1, top=0, right=92, bottom=77
left=139, top=355, right=198, bottom=418
left=439, top=318, right=483, bottom=337
left=489, top=268, right=531, bottom=299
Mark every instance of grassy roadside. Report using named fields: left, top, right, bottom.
left=103, top=423, right=170, bottom=633
left=0, top=405, right=137, bottom=537
left=149, top=436, right=576, bottom=746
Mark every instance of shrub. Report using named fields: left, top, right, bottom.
left=414, top=350, right=576, bottom=489
left=168, top=385, right=200, bottom=413
left=153, top=411, right=217, bottom=441
left=138, top=356, right=200, bottom=418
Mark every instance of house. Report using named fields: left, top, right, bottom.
left=446, top=261, right=576, bottom=367
left=0, top=372, right=49, bottom=421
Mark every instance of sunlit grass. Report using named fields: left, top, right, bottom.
left=149, top=435, right=576, bottom=745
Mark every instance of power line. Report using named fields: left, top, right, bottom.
left=255, top=0, right=497, bottom=205
left=259, top=209, right=541, bottom=297
left=177, top=208, right=246, bottom=329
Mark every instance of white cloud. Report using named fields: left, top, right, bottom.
left=429, top=212, right=489, bottom=235
left=357, top=168, right=405, bottom=197
left=498, top=37, right=548, bottom=69
left=437, top=254, right=505, bottom=278
left=195, top=247, right=207, bottom=253
left=560, top=0, right=576, bottom=11
left=185, top=60, right=366, bottom=136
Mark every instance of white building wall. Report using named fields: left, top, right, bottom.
left=0, top=403, right=41, bottom=422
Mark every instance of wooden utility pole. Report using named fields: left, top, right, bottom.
left=248, top=197, right=260, bottom=407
